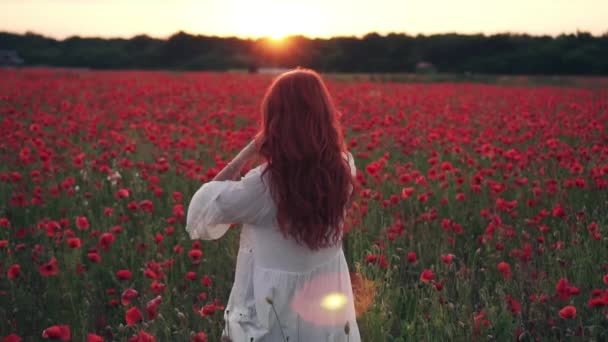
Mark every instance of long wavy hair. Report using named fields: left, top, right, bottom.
left=255, top=68, right=354, bottom=250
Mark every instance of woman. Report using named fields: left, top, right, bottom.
left=186, top=68, right=361, bottom=341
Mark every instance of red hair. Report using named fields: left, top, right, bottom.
left=255, top=68, right=353, bottom=250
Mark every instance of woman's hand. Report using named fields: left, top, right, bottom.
left=212, top=140, right=258, bottom=181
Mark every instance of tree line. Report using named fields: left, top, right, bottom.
left=1, top=30, right=607, bottom=75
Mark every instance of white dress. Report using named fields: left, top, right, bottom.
left=186, top=152, right=361, bottom=342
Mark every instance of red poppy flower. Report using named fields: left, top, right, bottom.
left=116, top=270, right=132, bottom=280
left=67, top=238, right=81, bottom=248
left=173, top=244, right=184, bottom=254
left=473, top=309, right=491, bottom=332
left=87, top=253, right=102, bottom=263
left=139, top=200, right=154, bottom=213
left=39, top=257, right=59, bottom=277
left=127, top=202, right=139, bottom=211
left=400, top=187, right=414, bottom=199
left=128, top=331, right=156, bottom=342
left=172, top=204, right=184, bottom=219
left=7, top=264, right=21, bottom=279
left=87, top=334, right=103, bottom=342
left=201, top=275, right=212, bottom=287
left=505, top=295, right=521, bottom=315
left=420, top=269, right=435, bottom=283
left=417, top=193, right=429, bottom=203
left=558, top=305, right=576, bottom=319
left=42, top=325, right=71, bottom=341
left=552, top=204, right=566, bottom=218
left=125, top=307, right=143, bottom=326
left=365, top=254, right=388, bottom=267
left=441, top=254, right=454, bottom=265
left=588, top=297, right=608, bottom=308
left=172, top=191, right=182, bottom=203
left=2, top=334, right=22, bottom=342
left=556, top=278, right=579, bottom=301
left=150, top=280, right=166, bottom=294
left=98, top=233, right=115, bottom=251
left=187, top=249, right=203, bottom=260
left=406, top=252, right=417, bottom=264
left=75, top=216, right=90, bottom=230
left=146, top=296, right=162, bottom=320
left=497, top=262, right=512, bottom=279
left=115, top=188, right=130, bottom=199
left=190, top=332, right=207, bottom=342
left=365, top=163, right=380, bottom=176
left=121, top=288, right=138, bottom=306
left=199, top=303, right=216, bottom=316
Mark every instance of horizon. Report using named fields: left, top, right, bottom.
left=2, top=28, right=607, bottom=42
left=1, top=0, right=607, bottom=41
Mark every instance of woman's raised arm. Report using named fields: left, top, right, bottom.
left=212, top=140, right=258, bottom=181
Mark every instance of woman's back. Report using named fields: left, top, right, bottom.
left=186, top=152, right=360, bottom=341
left=247, top=151, right=355, bottom=272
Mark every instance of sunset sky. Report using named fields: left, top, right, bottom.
left=1, top=0, right=606, bottom=40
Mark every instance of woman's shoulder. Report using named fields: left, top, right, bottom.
left=240, top=163, right=271, bottom=195
left=241, top=163, right=267, bottom=179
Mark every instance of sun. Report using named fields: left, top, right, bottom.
left=229, top=1, right=327, bottom=40
left=250, top=5, right=293, bottom=40
left=269, top=34, right=286, bottom=42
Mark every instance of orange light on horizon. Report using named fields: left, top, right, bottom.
left=1, top=0, right=606, bottom=41
left=268, top=35, right=286, bottom=42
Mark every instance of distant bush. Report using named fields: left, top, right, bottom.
left=1, top=31, right=607, bottom=74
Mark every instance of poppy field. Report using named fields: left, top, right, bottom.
left=0, top=68, right=607, bottom=341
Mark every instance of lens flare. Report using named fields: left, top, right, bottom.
left=320, top=292, right=347, bottom=311
left=290, top=271, right=355, bottom=326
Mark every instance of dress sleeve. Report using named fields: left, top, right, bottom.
left=344, top=151, right=356, bottom=198
left=346, top=151, right=356, bottom=178
left=186, top=166, right=269, bottom=240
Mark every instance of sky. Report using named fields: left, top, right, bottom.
left=1, top=0, right=607, bottom=40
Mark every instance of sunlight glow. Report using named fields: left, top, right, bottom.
left=320, top=292, right=348, bottom=311
left=227, top=0, right=328, bottom=39
left=0, top=0, right=606, bottom=39
left=269, top=35, right=286, bottom=42
left=290, top=272, right=354, bottom=326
